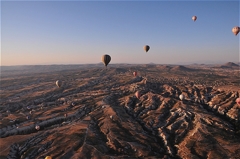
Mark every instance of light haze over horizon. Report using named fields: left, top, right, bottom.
left=1, top=0, right=239, bottom=66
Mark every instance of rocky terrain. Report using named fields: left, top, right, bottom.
left=0, top=63, right=239, bottom=159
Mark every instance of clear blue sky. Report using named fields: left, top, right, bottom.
left=1, top=0, right=239, bottom=66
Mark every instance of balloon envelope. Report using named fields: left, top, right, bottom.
left=101, top=54, right=111, bottom=67
left=143, top=45, right=150, bottom=52
left=232, top=26, right=240, bottom=36
left=35, top=125, right=40, bottom=131
left=179, top=94, right=185, bottom=101
left=56, top=80, right=62, bottom=88
left=192, top=16, right=197, bottom=21
left=135, top=91, right=141, bottom=99
left=236, top=98, right=240, bottom=106
left=133, top=71, right=137, bottom=77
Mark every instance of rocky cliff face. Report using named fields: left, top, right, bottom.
left=0, top=65, right=239, bottom=159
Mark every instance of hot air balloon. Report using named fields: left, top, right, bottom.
left=45, top=156, right=52, bottom=159
left=35, top=125, right=40, bottom=131
left=236, top=98, right=240, bottom=106
left=101, top=54, right=111, bottom=68
left=56, top=80, right=62, bottom=88
left=133, top=71, right=137, bottom=77
left=143, top=45, right=150, bottom=52
left=179, top=94, right=185, bottom=101
left=192, top=16, right=197, bottom=22
left=232, top=26, right=240, bottom=36
left=135, top=91, right=141, bottom=99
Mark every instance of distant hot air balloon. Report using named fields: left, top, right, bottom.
left=101, top=54, right=111, bottom=68
left=45, top=156, right=52, bottom=159
left=133, top=71, right=137, bottom=77
left=56, top=80, right=62, bottom=88
left=35, top=125, right=40, bottom=131
left=110, top=115, right=113, bottom=120
left=143, top=45, right=150, bottom=52
left=179, top=94, right=185, bottom=101
left=135, top=91, right=141, bottom=99
left=192, top=16, right=197, bottom=22
left=236, top=98, right=240, bottom=106
left=232, top=26, right=240, bottom=36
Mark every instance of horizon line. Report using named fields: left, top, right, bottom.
left=1, top=61, right=239, bottom=67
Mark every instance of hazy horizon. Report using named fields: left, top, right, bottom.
left=1, top=60, right=239, bottom=67
left=1, top=0, right=239, bottom=66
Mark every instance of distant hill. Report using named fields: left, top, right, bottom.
left=215, top=62, right=239, bottom=69
left=143, top=64, right=157, bottom=68
left=107, top=67, right=128, bottom=74
left=156, top=65, right=171, bottom=70
left=222, top=62, right=239, bottom=67
left=170, top=65, right=195, bottom=71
